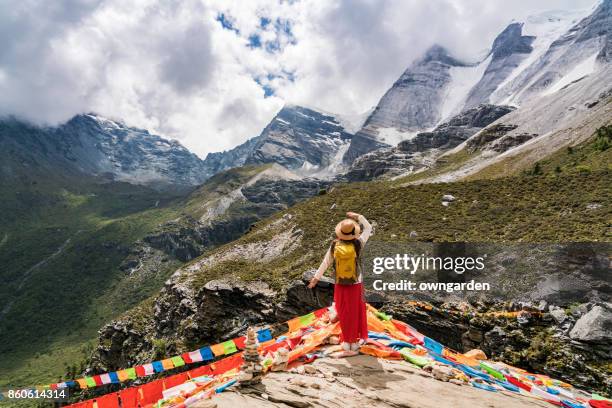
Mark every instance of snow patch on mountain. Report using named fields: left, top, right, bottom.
left=541, top=51, right=600, bottom=95
left=376, top=127, right=420, bottom=146
left=440, top=55, right=492, bottom=122
left=491, top=9, right=592, bottom=105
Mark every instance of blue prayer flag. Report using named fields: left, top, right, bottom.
left=109, top=372, right=120, bottom=383
left=257, top=328, right=272, bottom=342
left=152, top=361, right=164, bottom=373
left=199, top=347, right=214, bottom=361
left=423, top=336, right=444, bottom=355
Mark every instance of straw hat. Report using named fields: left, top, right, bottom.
left=335, top=219, right=361, bottom=240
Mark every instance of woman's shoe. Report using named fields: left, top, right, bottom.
left=341, top=342, right=351, bottom=351
left=350, top=342, right=360, bottom=351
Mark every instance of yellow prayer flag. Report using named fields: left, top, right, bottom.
left=210, top=343, right=225, bottom=356
left=116, top=370, right=129, bottom=381
left=161, top=359, right=174, bottom=370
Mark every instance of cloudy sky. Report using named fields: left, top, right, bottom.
left=0, top=0, right=597, bottom=158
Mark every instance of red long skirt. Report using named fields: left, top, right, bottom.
left=334, top=282, right=368, bottom=343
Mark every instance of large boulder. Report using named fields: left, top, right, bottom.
left=569, top=304, right=612, bottom=344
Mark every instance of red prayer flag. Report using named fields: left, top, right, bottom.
left=505, top=375, right=531, bottom=391
left=234, top=336, right=246, bottom=349
left=313, top=308, right=327, bottom=318
left=118, top=387, right=139, bottom=408
left=137, top=379, right=164, bottom=406
left=211, top=354, right=243, bottom=375
left=188, top=364, right=213, bottom=378
left=181, top=352, right=193, bottom=364
left=135, top=365, right=145, bottom=377
left=163, top=373, right=188, bottom=390
left=92, top=375, right=103, bottom=386
left=95, top=393, right=119, bottom=408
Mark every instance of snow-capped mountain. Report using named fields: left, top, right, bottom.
left=0, top=113, right=209, bottom=188
left=202, top=105, right=354, bottom=179
left=342, top=0, right=611, bottom=175
left=343, top=45, right=470, bottom=164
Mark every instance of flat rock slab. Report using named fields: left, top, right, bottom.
left=208, top=354, right=553, bottom=408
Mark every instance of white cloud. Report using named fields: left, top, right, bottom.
left=0, top=0, right=597, bottom=157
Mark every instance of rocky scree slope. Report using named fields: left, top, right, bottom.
left=344, top=104, right=514, bottom=181
left=91, top=170, right=611, bottom=393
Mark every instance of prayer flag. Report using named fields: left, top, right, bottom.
left=287, top=317, right=302, bottom=332
left=108, top=372, right=119, bottom=384
left=210, top=343, right=225, bottom=357
left=424, top=336, right=444, bottom=355
left=299, top=312, right=315, bottom=326
left=257, top=329, right=272, bottom=342
left=100, top=374, right=111, bottom=385
left=92, top=375, right=103, bottom=386
left=182, top=352, right=193, bottom=364
left=199, top=347, right=214, bottom=361
left=171, top=356, right=185, bottom=367
left=116, top=370, right=129, bottom=381
left=135, top=366, right=145, bottom=377
left=161, top=359, right=174, bottom=370
left=188, top=350, right=203, bottom=363
left=152, top=361, right=164, bottom=373
left=234, top=336, right=246, bottom=349
left=125, top=368, right=137, bottom=380
left=84, top=377, right=96, bottom=388
left=143, top=363, right=155, bottom=376
left=222, top=340, right=237, bottom=355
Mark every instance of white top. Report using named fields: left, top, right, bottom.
left=313, top=215, right=373, bottom=283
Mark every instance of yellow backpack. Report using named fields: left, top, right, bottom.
left=332, top=240, right=360, bottom=284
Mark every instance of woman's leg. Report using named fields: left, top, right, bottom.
left=335, top=283, right=362, bottom=343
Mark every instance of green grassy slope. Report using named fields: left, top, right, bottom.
left=176, top=169, right=611, bottom=295
left=0, top=175, right=183, bottom=388
left=0, top=164, right=280, bottom=389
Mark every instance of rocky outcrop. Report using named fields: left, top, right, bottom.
left=466, top=124, right=519, bottom=152
left=343, top=104, right=514, bottom=181
left=569, top=304, right=612, bottom=343
left=384, top=300, right=612, bottom=394
left=207, top=354, right=557, bottom=408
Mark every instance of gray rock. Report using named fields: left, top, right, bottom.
left=569, top=304, right=612, bottom=344
left=549, top=306, right=567, bottom=324
left=343, top=104, right=514, bottom=181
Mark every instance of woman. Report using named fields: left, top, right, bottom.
left=308, top=211, right=372, bottom=353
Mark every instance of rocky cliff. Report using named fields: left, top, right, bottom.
left=343, top=104, right=514, bottom=181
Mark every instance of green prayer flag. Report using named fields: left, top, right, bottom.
left=479, top=362, right=505, bottom=380
left=85, top=377, right=96, bottom=387
left=222, top=340, right=237, bottom=355
left=375, top=311, right=392, bottom=321
left=125, top=367, right=137, bottom=380
left=299, top=312, right=315, bottom=326
left=171, top=356, right=185, bottom=367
